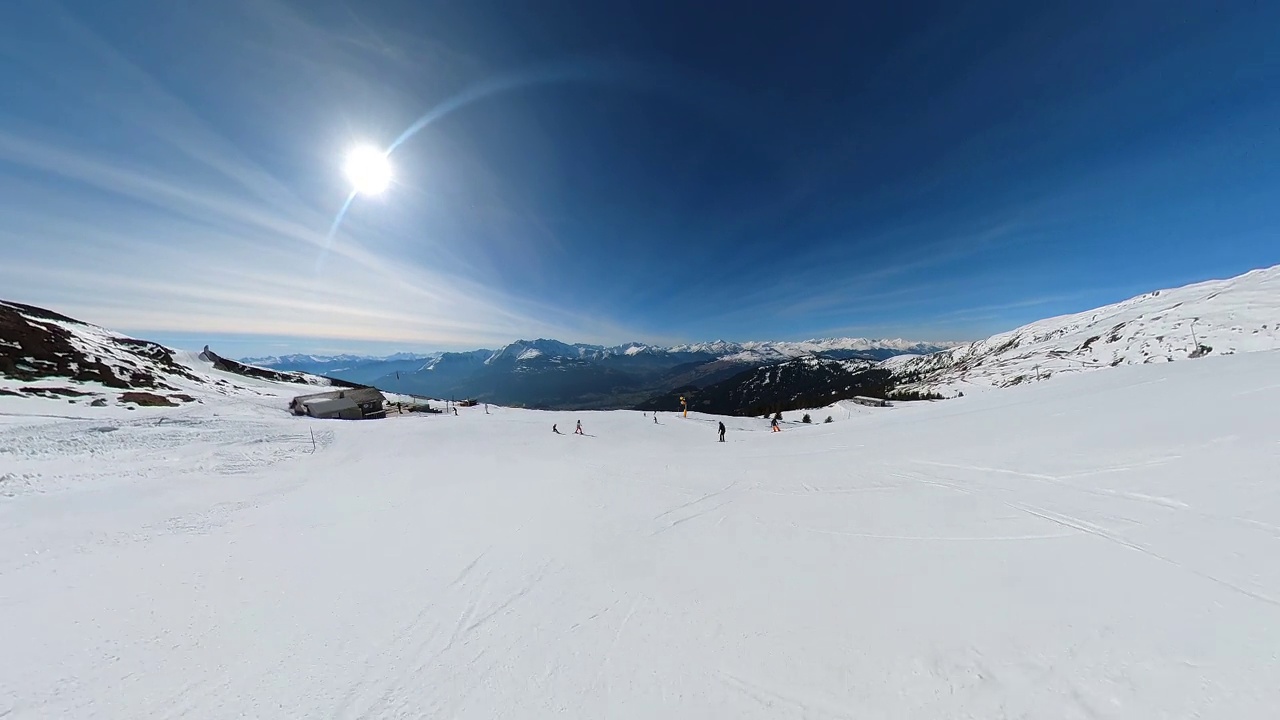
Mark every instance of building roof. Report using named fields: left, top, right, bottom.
left=304, top=397, right=359, bottom=415
left=293, top=390, right=342, bottom=405
left=292, top=387, right=384, bottom=407
left=342, top=387, right=386, bottom=404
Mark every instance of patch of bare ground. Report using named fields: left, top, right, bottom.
left=19, top=387, right=92, bottom=399
left=1, top=300, right=202, bottom=391
left=119, top=392, right=177, bottom=407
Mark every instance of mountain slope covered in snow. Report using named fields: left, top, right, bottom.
left=248, top=261, right=1280, bottom=410
left=640, top=264, right=1280, bottom=416
left=889, top=265, right=1280, bottom=394
left=3, top=347, right=1278, bottom=717
left=0, top=300, right=353, bottom=409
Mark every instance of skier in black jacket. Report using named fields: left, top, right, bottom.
left=718, top=421, right=726, bottom=442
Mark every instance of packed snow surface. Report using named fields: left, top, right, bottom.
left=2, top=351, right=1279, bottom=717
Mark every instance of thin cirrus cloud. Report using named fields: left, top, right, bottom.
left=0, top=2, right=643, bottom=352
left=0, top=2, right=1052, bottom=352
left=6, top=1, right=1279, bottom=354
left=687, top=218, right=1036, bottom=337
left=0, top=123, right=619, bottom=347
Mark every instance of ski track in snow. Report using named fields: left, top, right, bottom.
left=1008, top=501, right=1280, bottom=610
left=651, top=498, right=735, bottom=536
left=2, top=351, right=1280, bottom=717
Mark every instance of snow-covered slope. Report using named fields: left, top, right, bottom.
left=0, top=300, right=349, bottom=410
left=892, top=265, right=1280, bottom=394
left=2, top=350, right=1278, bottom=716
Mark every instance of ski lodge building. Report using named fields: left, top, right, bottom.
left=289, top=388, right=387, bottom=420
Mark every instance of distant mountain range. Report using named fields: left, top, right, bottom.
left=6, top=265, right=1278, bottom=415
left=240, top=261, right=1280, bottom=412
left=244, top=338, right=957, bottom=409
left=243, top=352, right=436, bottom=366
left=238, top=353, right=440, bottom=386
left=664, top=264, right=1280, bottom=415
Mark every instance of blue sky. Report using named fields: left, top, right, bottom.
left=2, top=0, right=1278, bottom=356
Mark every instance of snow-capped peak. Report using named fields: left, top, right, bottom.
left=243, top=352, right=435, bottom=367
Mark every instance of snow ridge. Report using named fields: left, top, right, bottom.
left=890, top=265, right=1280, bottom=393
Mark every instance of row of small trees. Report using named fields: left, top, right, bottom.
left=887, top=388, right=945, bottom=401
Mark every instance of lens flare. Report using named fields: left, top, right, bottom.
left=322, top=61, right=621, bottom=271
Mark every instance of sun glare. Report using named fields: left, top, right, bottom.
left=343, top=145, right=392, bottom=196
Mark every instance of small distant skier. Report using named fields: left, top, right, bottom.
left=453, top=406, right=458, bottom=416
left=770, top=417, right=780, bottom=433
left=553, top=423, right=561, bottom=434
left=718, top=421, right=726, bottom=442
left=575, top=420, right=584, bottom=435
left=653, top=413, right=658, bottom=424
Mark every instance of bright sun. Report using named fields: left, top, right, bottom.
left=343, top=145, right=392, bottom=196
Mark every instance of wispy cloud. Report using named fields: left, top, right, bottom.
left=0, top=1, right=646, bottom=352
left=681, top=217, right=1034, bottom=337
